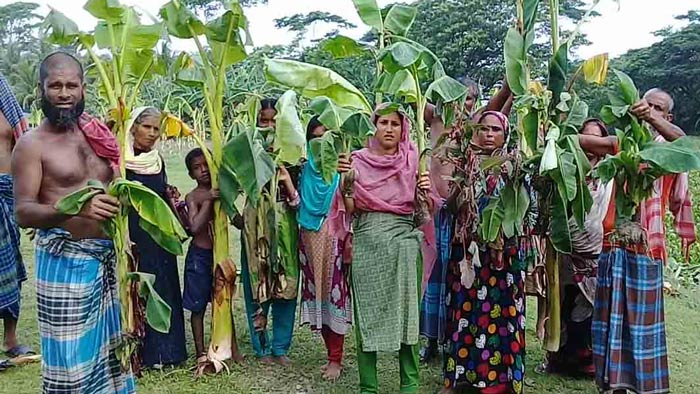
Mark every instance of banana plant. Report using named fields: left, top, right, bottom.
left=504, top=0, right=615, bottom=351
left=597, top=70, right=700, bottom=238
left=159, top=0, right=251, bottom=374
left=264, top=58, right=375, bottom=183
left=347, top=0, right=418, bottom=105
left=55, top=179, right=187, bottom=369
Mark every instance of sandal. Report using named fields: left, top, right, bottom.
left=0, top=359, right=14, bottom=372
left=4, top=344, right=36, bottom=359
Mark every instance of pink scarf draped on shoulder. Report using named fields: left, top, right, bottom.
left=78, top=113, right=121, bottom=174
left=327, top=105, right=439, bottom=295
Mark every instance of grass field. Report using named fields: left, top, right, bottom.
left=2, top=147, right=700, bottom=393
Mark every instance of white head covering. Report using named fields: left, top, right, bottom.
left=125, top=106, right=163, bottom=175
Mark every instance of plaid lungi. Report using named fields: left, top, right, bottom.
left=592, top=246, right=669, bottom=394
left=0, top=174, right=26, bottom=320
left=420, top=204, right=452, bottom=341
left=35, top=228, right=135, bottom=394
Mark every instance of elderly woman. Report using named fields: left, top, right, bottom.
left=337, top=106, right=433, bottom=394
left=125, top=106, right=186, bottom=368
left=442, top=111, right=533, bottom=394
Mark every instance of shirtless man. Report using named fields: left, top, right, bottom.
left=12, top=52, right=134, bottom=393
left=0, top=74, right=32, bottom=367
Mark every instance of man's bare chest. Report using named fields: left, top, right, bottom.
left=41, top=135, right=112, bottom=186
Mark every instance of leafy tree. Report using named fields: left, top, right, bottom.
left=274, top=11, right=356, bottom=57
left=180, top=0, right=268, bottom=17
left=406, top=0, right=595, bottom=90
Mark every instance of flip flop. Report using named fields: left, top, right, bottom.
left=0, top=359, right=14, bottom=372
left=4, top=344, right=36, bottom=359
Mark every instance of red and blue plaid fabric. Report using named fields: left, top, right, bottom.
left=592, top=246, right=670, bottom=394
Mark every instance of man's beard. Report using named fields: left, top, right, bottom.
left=41, top=92, right=85, bottom=129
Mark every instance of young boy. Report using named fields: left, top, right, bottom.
left=182, top=148, right=222, bottom=361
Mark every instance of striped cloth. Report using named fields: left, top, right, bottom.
left=420, top=203, right=452, bottom=341
left=35, top=228, right=135, bottom=394
left=592, top=246, right=669, bottom=394
left=0, top=73, right=29, bottom=139
left=0, top=174, right=26, bottom=319
left=352, top=212, right=423, bottom=352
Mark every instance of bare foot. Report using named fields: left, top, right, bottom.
left=322, top=361, right=342, bottom=381
left=320, top=362, right=330, bottom=372
left=231, top=352, right=245, bottom=363
left=274, top=355, right=292, bottom=367
left=259, top=356, right=275, bottom=365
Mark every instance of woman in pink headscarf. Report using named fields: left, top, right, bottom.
left=441, top=111, right=534, bottom=394
left=337, top=106, right=432, bottom=394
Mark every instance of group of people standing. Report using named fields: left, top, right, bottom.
left=0, top=50, right=694, bottom=394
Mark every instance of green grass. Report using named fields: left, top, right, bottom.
left=2, top=147, right=700, bottom=393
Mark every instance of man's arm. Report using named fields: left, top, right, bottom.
left=11, top=135, right=69, bottom=228
left=577, top=135, right=617, bottom=157
left=484, top=79, right=512, bottom=113
left=630, top=99, right=685, bottom=141
left=187, top=193, right=213, bottom=235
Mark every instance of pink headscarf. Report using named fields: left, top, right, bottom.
left=476, top=110, right=510, bottom=136
left=328, top=104, right=438, bottom=295
left=351, top=107, right=418, bottom=214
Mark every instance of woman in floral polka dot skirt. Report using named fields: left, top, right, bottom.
left=439, top=111, right=537, bottom=394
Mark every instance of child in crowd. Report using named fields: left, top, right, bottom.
left=182, top=148, right=220, bottom=361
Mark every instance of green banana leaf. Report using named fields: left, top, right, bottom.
left=206, top=7, right=248, bottom=67
left=218, top=161, right=241, bottom=219
left=500, top=182, right=530, bottom=239
left=351, top=0, right=383, bottom=31
left=548, top=42, right=570, bottom=108
left=54, top=185, right=104, bottom=216
left=639, top=137, right=700, bottom=174
left=110, top=179, right=188, bottom=256
left=43, top=9, right=81, bottom=46
left=309, top=131, right=339, bottom=185
left=425, top=75, right=469, bottom=104
left=274, top=90, right=307, bottom=165
left=265, top=59, right=371, bottom=113
left=504, top=27, right=528, bottom=96
left=384, top=4, right=417, bottom=37
left=222, top=129, right=275, bottom=207
left=550, top=189, right=573, bottom=254
left=159, top=0, right=206, bottom=39
left=84, top=0, right=126, bottom=23
left=126, top=272, right=172, bottom=334
left=309, top=96, right=355, bottom=131
left=380, top=42, right=422, bottom=72
left=377, top=69, right=418, bottom=103
left=480, top=198, right=505, bottom=243
left=321, top=35, right=368, bottom=59
left=523, top=0, right=541, bottom=33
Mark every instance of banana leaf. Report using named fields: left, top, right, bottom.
left=274, top=90, right=307, bottom=165
left=265, top=59, right=371, bottom=113
left=126, top=272, right=172, bottom=334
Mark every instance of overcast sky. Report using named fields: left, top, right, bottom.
left=1, top=0, right=696, bottom=59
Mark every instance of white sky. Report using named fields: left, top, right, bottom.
left=1, top=0, right=696, bottom=59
